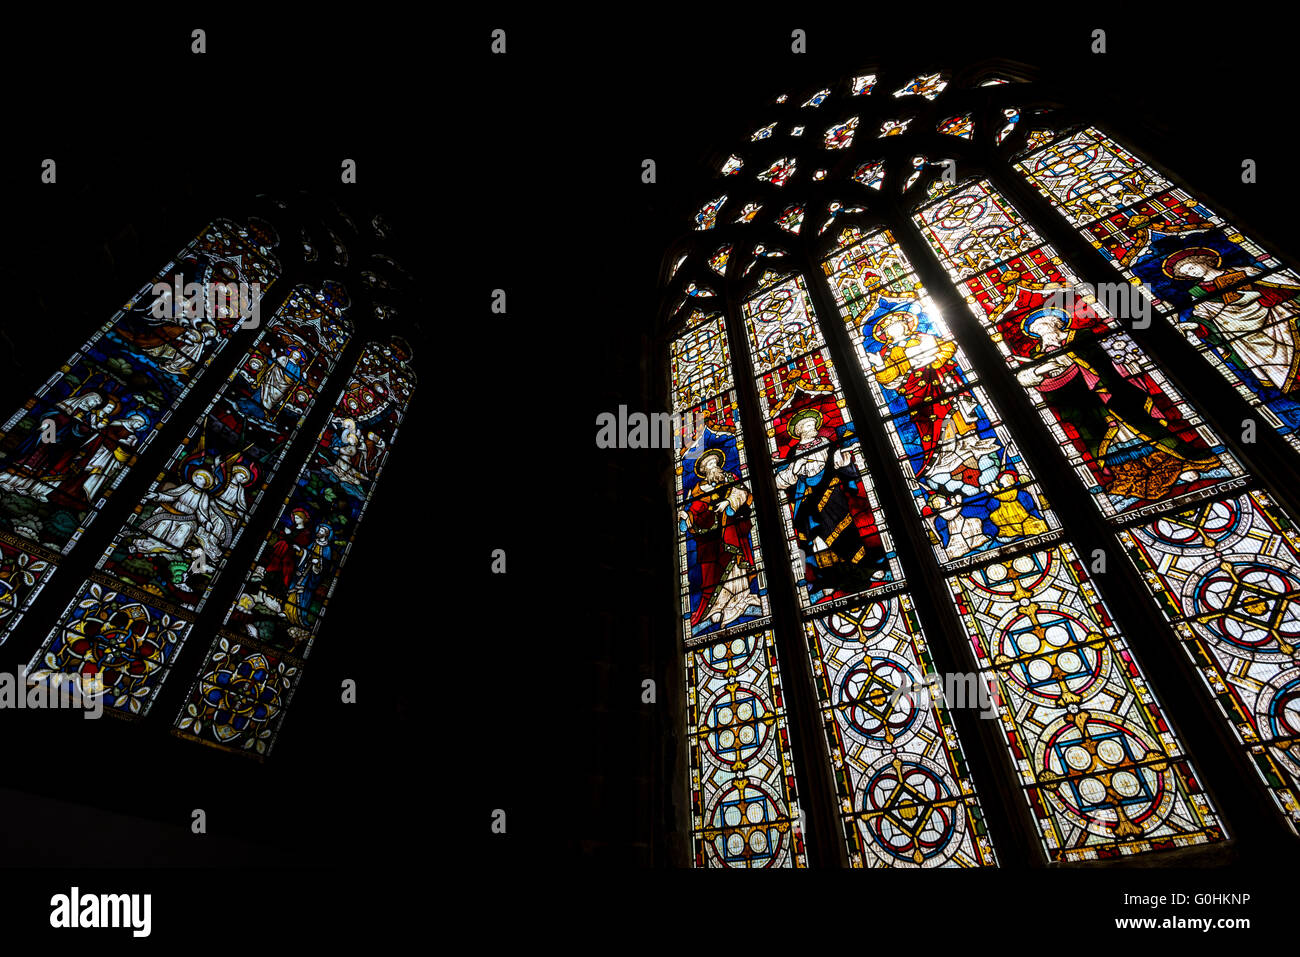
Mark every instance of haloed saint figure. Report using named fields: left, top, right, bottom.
left=680, top=448, right=758, bottom=630
left=776, top=408, right=887, bottom=596
left=1016, top=307, right=1221, bottom=503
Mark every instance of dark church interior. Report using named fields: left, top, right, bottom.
left=0, top=13, right=1293, bottom=942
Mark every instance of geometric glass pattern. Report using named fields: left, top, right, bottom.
left=805, top=595, right=998, bottom=867
left=950, top=544, right=1227, bottom=861
left=686, top=629, right=808, bottom=867
left=1118, top=491, right=1300, bottom=834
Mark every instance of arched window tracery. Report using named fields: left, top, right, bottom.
left=663, top=63, right=1300, bottom=867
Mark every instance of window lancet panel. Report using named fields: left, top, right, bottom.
left=1017, top=127, right=1300, bottom=454
left=672, top=310, right=771, bottom=643
left=669, top=310, right=804, bottom=865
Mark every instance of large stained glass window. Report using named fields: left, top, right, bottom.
left=173, top=338, right=415, bottom=756
left=0, top=220, right=279, bottom=644
left=661, top=63, right=1300, bottom=866
left=27, top=283, right=352, bottom=717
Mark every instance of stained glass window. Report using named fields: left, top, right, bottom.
left=0, top=219, right=280, bottom=646
left=28, top=283, right=352, bottom=716
left=173, top=338, right=415, bottom=756
left=850, top=74, right=877, bottom=96
left=852, top=161, right=885, bottom=190
left=938, top=114, right=974, bottom=139
left=741, top=275, right=901, bottom=608
left=663, top=64, right=1299, bottom=868
left=775, top=206, right=805, bottom=235
left=695, top=196, right=726, bottom=230
left=665, top=303, right=803, bottom=864
left=995, top=107, right=1019, bottom=145
left=893, top=73, right=947, bottom=100
left=666, top=230, right=1002, bottom=866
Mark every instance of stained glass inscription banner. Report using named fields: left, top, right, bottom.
left=172, top=338, right=415, bottom=756
left=0, top=219, right=280, bottom=644
left=27, top=283, right=351, bottom=718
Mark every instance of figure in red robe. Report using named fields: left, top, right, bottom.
left=681, top=450, right=757, bottom=630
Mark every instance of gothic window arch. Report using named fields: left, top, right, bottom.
left=662, top=61, right=1300, bottom=867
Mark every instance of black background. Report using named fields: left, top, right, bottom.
left=0, top=9, right=1291, bottom=943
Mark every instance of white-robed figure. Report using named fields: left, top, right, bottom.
left=256, top=344, right=307, bottom=413
left=0, top=391, right=111, bottom=498
left=131, top=467, right=221, bottom=564
left=327, top=417, right=368, bottom=493
left=81, top=411, right=149, bottom=501
left=145, top=320, right=217, bottom=377
left=1167, top=250, right=1300, bottom=391
left=207, top=463, right=255, bottom=553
